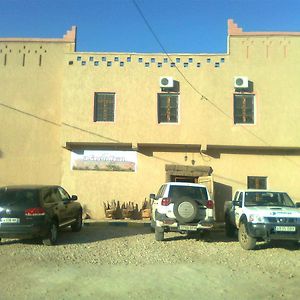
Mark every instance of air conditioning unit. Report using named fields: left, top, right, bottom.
left=234, top=76, right=248, bottom=88
left=160, top=76, right=174, bottom=88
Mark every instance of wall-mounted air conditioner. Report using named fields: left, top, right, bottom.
left=234, top=76, right=248, bottom=88
left=160, top=76, right=174, bottom=88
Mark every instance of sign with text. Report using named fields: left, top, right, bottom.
left=71, top=150, right=137, bottom=172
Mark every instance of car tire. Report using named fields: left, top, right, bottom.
left=71, top=212, right=83, bottom=232
left=155, top=226, right=164, bottom=241
left=43, top=221, right=58, bottom=246
left=225, top=215, right=236, bottom=237
left=173, top=197, right=198, bottom=224
left=150, top=218, right=156, bottom=232
left=238, top=222, right=256, bottom=250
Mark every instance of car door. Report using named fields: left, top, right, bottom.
left=51, top=187, right=70, bottom=226
left=57, top=186, right=77, bottom=224
left=234, top=192, right=243, bottom=227
left=41, top=187, right=68, bottom=226
left=152, top=184, right=167, bottom=221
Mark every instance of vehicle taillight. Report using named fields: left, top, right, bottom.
left=206, top=200, right=214, bottom=209
left=161, top=197, right=171, bottom=206
left=25, top=207, right=46, bottom=216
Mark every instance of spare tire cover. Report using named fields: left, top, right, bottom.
left=173, top=197, right=198, bottom=224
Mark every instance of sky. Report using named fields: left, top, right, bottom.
left=1, top=0, right=300, bottom=54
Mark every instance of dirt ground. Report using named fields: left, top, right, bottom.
left=0, top=222, right=299, bottom=299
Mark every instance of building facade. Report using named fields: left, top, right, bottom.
left=1, top=20, right=300, bottom=220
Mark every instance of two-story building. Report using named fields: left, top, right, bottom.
left=1, top=20, right=299, bottom=219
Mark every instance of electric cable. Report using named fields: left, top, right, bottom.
left=132, top=0, right=300, bottom=169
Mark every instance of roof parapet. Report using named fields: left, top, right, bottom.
left=228, top=18, right=300, bottom=36
left=63, top=26, right=77, bottom=42
left=228, top=19, right=243, bottom=35
left=0, top=26, right=77, bottom=43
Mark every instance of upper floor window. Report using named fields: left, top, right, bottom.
left=157, top=93, right=179, bottom=123
left=234, top=94, right=255, bottom=124
left=94, top=92, right=115, bottom=122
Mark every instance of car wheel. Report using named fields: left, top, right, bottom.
left=43, top=221, right=58, bottom=246
left=150, top=217, right=156, bottom=232
left=71, top=212, right=83, bottom=232
left=155, top=226, right=164, bottom=241
left=238, top=222, right=256, bottom=250
left=173, top=197, right=198, bottom=223
left=150, top=218, right=156, bottom=232
left=225, top=215, right=236, bottom=237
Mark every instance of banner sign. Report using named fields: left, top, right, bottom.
left=71, top=150, right=137, bottom=172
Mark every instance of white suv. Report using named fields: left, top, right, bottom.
left=150, top=182, right=215, bottom=241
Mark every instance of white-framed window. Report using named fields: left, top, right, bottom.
left=157, top=93, right=179, bottom=123
left=234, top=93, right=255, bottom=124
left=94, top=92, right=115, bottom=122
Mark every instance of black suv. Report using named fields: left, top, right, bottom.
left=0, top=185, right=82, bottom=245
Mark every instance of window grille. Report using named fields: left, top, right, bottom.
left=234, top=94, right=255, bottom=124
left=157, top=93, right=178, bottom=123
left=94, top=93, right=115, bottom=122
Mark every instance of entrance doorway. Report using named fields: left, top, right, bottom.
left=170, top=175, right=198, bottom=183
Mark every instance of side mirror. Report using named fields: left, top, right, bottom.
left=295, top=202, right=300, bottom=208
left=149, top=193, right=156, bottom=200
left=71, top=195, right=78, bottom=201
left=233, top=200, right=242, bottom=207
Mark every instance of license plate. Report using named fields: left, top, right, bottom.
left=275, top=226, right=296, bottom=232
left=179, top=225, right=197, bottom=231
left=0, top=218, right=20, bottom=224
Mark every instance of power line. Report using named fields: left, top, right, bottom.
left=132, top=0, right=257, bottom=138
left=132, top=0, right=300, bottom=169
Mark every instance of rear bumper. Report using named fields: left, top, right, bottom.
left=0, top=223, right=49, bottom=239
left=248, top=223, right=300, bottom=241
left=155, top=211, right=214, bottom=231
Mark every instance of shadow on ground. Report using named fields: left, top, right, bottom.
left=1, top=222, right=299, bottom=251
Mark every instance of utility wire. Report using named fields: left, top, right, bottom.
left=132, top=0, right=207, bottom=101
left=132, top=0, right=300, bottom=169
left=132, top=0, right=263, bottom=143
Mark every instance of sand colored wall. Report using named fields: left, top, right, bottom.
left=61, top=146, right=300, bottom=219
left=1, top=22, right=299, bottom=220
left=59, top=31, right=300, bottom=218
left=0, top=40, right=74, bottom=186
left=61, top=36, right=300, bottom=148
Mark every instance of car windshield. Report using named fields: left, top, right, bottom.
left=244, top=191, right=295, bottom=207
left=0, top=188, right=38, bottom=206
left=169, top=186, right=208, bottom=202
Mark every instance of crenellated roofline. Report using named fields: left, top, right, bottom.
left=228, top=19, right=300, bottom=36
left=0, top=26, right=77, bottom=43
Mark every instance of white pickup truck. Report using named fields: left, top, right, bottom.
left=224, top=189, right=300, bottom=250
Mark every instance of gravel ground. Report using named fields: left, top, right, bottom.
left=0, top=222, right=299, bottom=299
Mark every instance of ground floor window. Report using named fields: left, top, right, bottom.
left=247, top=176, right=267, bottom=189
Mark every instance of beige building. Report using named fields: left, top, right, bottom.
left=1, top=20, right=300, bottom=220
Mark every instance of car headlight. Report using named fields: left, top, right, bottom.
left=249, top=214, right=264, bottom=223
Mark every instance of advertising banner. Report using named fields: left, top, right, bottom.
left=71, top=150, right=137, bottom=172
